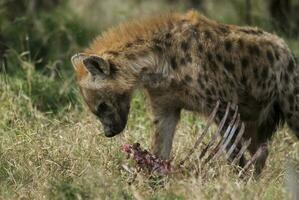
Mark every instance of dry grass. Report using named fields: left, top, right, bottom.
left=0, top=74, right=298, bottom=199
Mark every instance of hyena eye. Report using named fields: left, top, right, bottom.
left=97, top=102, right=109, bottom=113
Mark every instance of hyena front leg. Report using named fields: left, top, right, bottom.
left=150, top=104, right=181, bottom=160
left=243, top=121, right=269, bottom=175
left=245, top=113, right=281, bottom=175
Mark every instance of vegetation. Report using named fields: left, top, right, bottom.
left=0, top=0, right=298, bottom=199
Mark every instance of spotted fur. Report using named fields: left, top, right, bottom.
left=72, top=11, right=298, bottom=174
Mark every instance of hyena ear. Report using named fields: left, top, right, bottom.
left=71, top=53, right=110, bottom=76
left=83, top=55, right=110, bottom=76
left=71, top=53, right=86, bottom=70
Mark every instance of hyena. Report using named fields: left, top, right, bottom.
left=71, top=11, right=298, bottom=174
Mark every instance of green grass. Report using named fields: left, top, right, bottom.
left=0, top=0, right=298, bottom=199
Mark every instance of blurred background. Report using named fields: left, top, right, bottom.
left=0, top=0, right=299, bottom=113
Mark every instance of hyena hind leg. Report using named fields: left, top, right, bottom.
left=284, top=113, right=299, bottom=139
left=280, top=96, right=299, bottom=139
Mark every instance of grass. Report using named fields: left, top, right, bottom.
left=0, top=0, right=298, bottom=199
left=0, top=72, right=298, bottom=199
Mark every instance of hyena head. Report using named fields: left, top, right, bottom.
left=71, top=53, right=132, bottom=137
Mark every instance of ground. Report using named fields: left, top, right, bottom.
left=0, top=75, right=298, bottom=199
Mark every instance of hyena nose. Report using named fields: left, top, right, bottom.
left=103, top=126, right=120, bottom=137
left=103, top=124, right=125, bottom=137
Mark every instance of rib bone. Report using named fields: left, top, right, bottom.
left=179, top=101, right=260, bottom=177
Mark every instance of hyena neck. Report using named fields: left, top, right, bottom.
left=134, top=45, right=172, bottom=90
left=89, top=11, right=209, bottom=90
left=132, top=47, right=191, bottom=93
left=108, top=40, right=173, bottom=90
left=114, top=22, right=205, bottom=90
